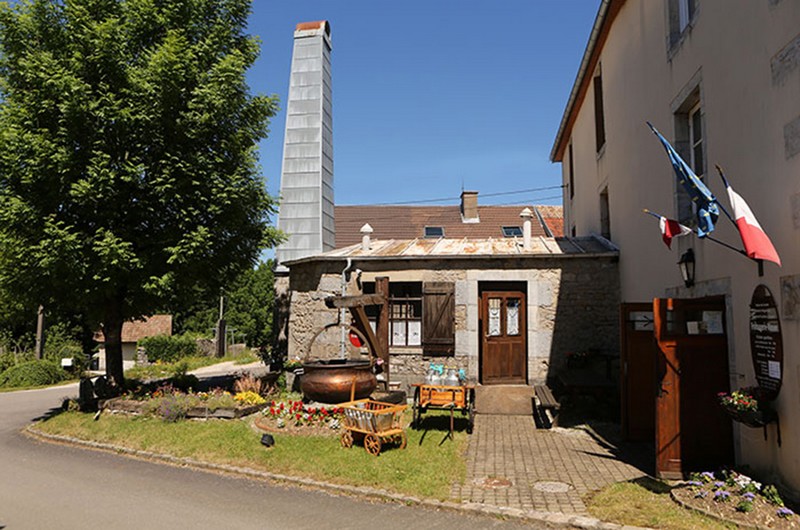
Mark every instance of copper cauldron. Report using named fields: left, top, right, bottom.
left=300, top=359, right=377, bottom=404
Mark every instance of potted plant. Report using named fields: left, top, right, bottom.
left=283, top=357, right=303, bottom=392
left=717, top=387, right=776, bottom=428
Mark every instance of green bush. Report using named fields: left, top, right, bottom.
left=0, top=360, right=68, bottom=388
left=138, top=335, right=198, bottom=363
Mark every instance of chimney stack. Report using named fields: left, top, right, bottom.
left=520, top=208, right=533, bottom=250
left=275, top=21, right=334, bottom=270
left=460, top=191, right=479, bottom=223
left=360, top=223, right=373, bottom=252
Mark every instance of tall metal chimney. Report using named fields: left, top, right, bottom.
left=276, top=21, right=334, bottom=270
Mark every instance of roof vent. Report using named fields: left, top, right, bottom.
left=520, top=208, right=533, bottom=250
left=360, top=223, right=373, bottom=251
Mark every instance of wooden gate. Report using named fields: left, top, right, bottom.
left=480, top=290, right=526, bottom=384
left=654, top=296, right=733, bottom=479
left=620, top=303, right=658, bottom=442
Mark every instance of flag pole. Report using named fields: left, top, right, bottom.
left=714, top=165, right=738, bottom=225
left=642, top=209, right=746, bottom=256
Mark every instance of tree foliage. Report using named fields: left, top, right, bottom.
left=177, top=260, right=275, bottom=349
left=0, top=0, right=280, bottom=386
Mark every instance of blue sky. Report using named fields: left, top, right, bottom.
left=247, top=1, right=598, bottom=209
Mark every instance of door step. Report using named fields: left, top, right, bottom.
left=475, top=385, right=533, bottom=416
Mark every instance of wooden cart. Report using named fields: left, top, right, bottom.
left=410, top=383, right=476, bottom=435
left=339, top=398, right=407, bottom=456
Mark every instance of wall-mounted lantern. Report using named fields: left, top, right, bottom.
left=678, top=248, right=695, bottom=288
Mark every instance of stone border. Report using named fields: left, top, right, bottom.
left=25, top=424, right=645, bottom=530
left=670, top=489, right=762, bottom=529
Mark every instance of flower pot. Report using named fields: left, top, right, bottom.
left=722, top=406, right=776, bottom=428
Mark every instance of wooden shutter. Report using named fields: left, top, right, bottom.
left=422, top=282, right=455, bottom=355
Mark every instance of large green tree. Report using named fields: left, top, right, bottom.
left=0, top=0, right=280, bottom=387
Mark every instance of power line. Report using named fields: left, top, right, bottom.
left=481, top=194, right=564, bottom=206
left=365, top=185, right=565, bottom=206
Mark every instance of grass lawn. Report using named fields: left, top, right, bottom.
left=586, top=478, right=734, bottom=530
left=34, top=409, right=466, bottom=500
left=0, top=379, right=79, bottom=393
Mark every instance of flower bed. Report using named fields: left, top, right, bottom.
left=672, top=470, right=799, bottom=529
left=253, top=400, right=345, bottom=437
left=102, top=383, right=267, bottom=422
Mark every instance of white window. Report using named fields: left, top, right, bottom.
left=502, top=226, right=522, bottom=237
left=688, top=103, right=704, bottom=175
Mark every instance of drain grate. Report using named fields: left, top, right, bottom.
left=533, top=481, right=571, bottom=493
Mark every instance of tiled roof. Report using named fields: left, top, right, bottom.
left=536, top=205, right=564, bottom=237
left=285, top=235, right=618, bottom=266
left=334, top=205, right=552, bottom=248
left=94, top=315, right=173, bottom=344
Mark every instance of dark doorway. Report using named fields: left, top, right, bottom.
left=479, top=282, right=526, bottom=384
left=620, top=303, right=658, bottom=442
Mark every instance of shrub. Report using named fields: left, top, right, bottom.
left=233, top=373, right=262, bottom=395
left=138, top=334, right=198, bottom=363
left=0, top=360, right=68, bottom=388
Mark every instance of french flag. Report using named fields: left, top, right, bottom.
left=720, top=172, right=781, bottom=266
left=659, top=216, right=692, bottom=249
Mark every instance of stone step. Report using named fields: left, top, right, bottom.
left=475, top=385, right=533, bottom=416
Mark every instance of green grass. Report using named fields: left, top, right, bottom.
left=35, top=409, right=466, bottom=499
left=586, top=478, right=734, bottom=530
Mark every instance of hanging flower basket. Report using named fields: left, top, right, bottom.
left=718, top=387, right=776, bottom=428
left=721, top=405, right=776, bottom=428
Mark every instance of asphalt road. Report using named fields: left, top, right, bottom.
left=0, top=384, right=540, bottom=529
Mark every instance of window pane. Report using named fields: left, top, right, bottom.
left=488, top=298, right=502, bottom=336
left=407, top=320, right=421, bottom=346
left=424, top=226, right=444, bottom=238
left=391, top=321, right=406, bottom=346
left=502, top=226, right=523, bottom=237
left=506, top=299, right=520, bottom=336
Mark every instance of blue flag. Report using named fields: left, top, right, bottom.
left=647, top=122, right=719, bottom=237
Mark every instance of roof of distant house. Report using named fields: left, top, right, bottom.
left=334, top=204, right=562, bottom=248
left=93, top=315, right=173, bottom=343
left=285, top=234, right=616, bottom=266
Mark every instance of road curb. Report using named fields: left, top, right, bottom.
left=25, top=424, right=646, bottom=529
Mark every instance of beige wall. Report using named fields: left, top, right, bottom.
left=561, top=0, right=800, bottom=493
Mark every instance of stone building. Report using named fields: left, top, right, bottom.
left=280, top=215, right=619, bottom=391
left=551, top=0, right=800, bottom=490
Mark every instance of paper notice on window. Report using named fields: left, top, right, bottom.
left=768, top=360, right=781, bottom=379
left=687, top=321, right=700, bottom=335
left=703, top=311, right=724, bottom=334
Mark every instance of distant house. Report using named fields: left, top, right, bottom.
left=94, top=315, right=172, bottom=370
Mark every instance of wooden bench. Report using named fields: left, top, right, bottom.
left=533, top=384, right=560, bottom=429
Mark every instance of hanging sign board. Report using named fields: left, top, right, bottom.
left=749, top=285, right=783, bottom=400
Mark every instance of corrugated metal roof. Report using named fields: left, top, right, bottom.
left=284, top=235, right=617, bottom=266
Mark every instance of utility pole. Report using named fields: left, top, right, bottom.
left=34, top=305, right=45, bottom=359
left=215, top=293, right=226, bottom=358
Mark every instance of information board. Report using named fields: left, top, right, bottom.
left=750, top=285, right=783, bottom=400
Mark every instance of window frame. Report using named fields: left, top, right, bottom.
left=501, top=226, right=523, bottom=237
left=424, top=226, right=444, bottom=238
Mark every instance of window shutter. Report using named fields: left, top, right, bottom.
left=422, top=282, right=455, bottom=355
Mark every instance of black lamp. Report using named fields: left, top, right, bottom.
left=678, top=248, right=695, bottom=288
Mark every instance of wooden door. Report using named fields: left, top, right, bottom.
left=654, top=296, right=733, bottom=479
left=481, top=291, right=526, bottom=384
left=620, top=303, right=658, bottom=441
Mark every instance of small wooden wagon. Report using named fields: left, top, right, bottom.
left=410, top=383, right=476, bottom=435
left=339, top=399, right=407, bottom=456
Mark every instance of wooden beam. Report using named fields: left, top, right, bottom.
left=326, top=293, right=385, bottom=309
left=376, top=277, right=390, bottom=381
left=349, top=305, right=386, bottom=361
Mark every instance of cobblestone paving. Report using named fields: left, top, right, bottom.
left=450, top=415, right=649, bottom=514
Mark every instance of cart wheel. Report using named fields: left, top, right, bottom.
left=397, top=431, right=407, bottom=450
left=340, top=430, right=353, bottom=448
left=467, top=403, right=475, bottom=434
left=364, top=433, right=382, bottom=456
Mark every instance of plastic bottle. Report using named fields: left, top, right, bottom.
left=444, top=367, right=459, bottom=386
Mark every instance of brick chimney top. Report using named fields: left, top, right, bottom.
left=461, top=191, right=479, bottom=223
left=295, top=21, right=330, bottom=36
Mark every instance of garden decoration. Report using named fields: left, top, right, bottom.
left=300, top=294, right=387, bottom=404
left=338, top=398, right=407, bottom=456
